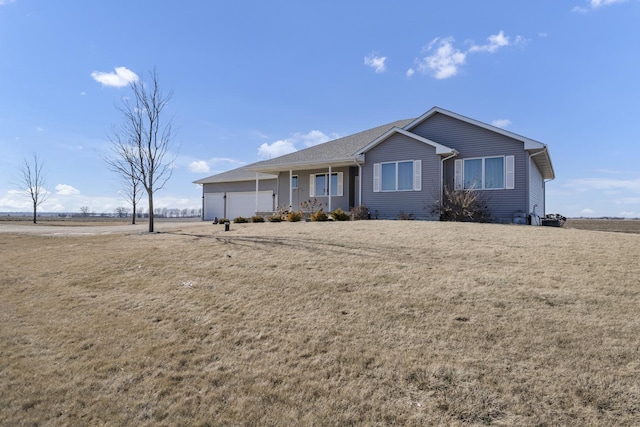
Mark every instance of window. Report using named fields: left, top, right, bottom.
left=291, top=175, right=298, bottom=189
left=373, top=160, right=421, bottom=192
left=455, top=156, right=514, bottom=190
left=309, top=172, right=343, bottom=196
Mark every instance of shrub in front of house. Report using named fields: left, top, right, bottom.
left=430, top=185, right=491, bottom=222
left=218, top=218, right=229, bottom=224
left=350, top=205, right=369, bottom=220
left=330, top=208, right=350, bottom=221
left=286, top=211, right=303, bottom=222
left=310, top=209, right=329, bottom=222
left=233, top=216, right=248, bottom=223
left=250, top=215, right=265, bottom=223
left=267, top=214, right=283, bottom=222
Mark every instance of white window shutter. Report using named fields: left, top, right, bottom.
left=373, top=163, right=381, bottom=192
left=337, top=172, right=343, bottom=196
left=413, top=160, right=422, bottom=191
left=505, top=155, right=515, bottom=189
left=309, top=174, right=315, bottom=197
left=454, top=159, right=463, bottom=190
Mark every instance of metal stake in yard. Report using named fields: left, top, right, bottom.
left=225, top=221, right=230, bottom=231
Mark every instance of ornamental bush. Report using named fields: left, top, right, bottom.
left=330, top=208, right=350, bottom=221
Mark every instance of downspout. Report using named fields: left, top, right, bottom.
left=440, top=151, right=458, bottom=205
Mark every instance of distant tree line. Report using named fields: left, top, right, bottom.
left=73, top=207, right=201, bottom=218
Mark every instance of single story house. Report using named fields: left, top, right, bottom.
left=194, top=106, right=554, bottom=224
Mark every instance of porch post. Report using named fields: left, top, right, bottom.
left=328, top=165, right=332, bottom=212
left=255, top=172, right=259, bottom=215
left=358, top=164, right=362, bottom=206
left=289, top=169, right=293, bottom=211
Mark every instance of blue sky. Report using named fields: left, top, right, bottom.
left=1, top=0, right=639, bottom=217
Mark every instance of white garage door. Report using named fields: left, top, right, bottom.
left=203, top=192, right=225, bottom=221
left=227, top=191, right=273, bottom=219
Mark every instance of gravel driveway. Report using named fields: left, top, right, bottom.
left=0, top=221, right=205, bottom=236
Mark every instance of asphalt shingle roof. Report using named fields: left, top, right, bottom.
left=193, top=118, right=413, bottom=184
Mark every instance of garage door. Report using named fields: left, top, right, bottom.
left=227, top=191, right=273, bottom=219
left=203, top=192, right=225, bottom=221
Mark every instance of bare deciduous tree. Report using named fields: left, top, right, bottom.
left=80, top=206, right=90, bottom=217
left=108, top=68, right=176, bottom=232
left=19, top=154, right=49, bottom=223
left=104, top=147, right=143, bottom=225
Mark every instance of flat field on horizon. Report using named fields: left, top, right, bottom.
left=1, top=220, right=639, bottom=425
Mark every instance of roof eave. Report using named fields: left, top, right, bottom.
left=246, top=156, right=362, bottom=174
left=356, top=127, right=456, bottom=156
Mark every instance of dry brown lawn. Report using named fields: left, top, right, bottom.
left=1, top=220, right=639, bottom=426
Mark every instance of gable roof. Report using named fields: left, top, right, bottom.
left=405, top=107, right=555, bottom=179
left=194, top=106, right=555, bottom=183
left=355, top=126, right=457, bottom=156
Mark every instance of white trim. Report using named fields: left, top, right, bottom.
left=355, top=127, right=456, bottom=156
left=309, top=174, right=315, bottom=197
left=454, top=159, right=463, bottom=190
left=460, top=155, right=513, bottom=190
left=328, top=166, right=332, bottom=212
left=358, top=164, right=363, bottom=205
left=310, top=172, right=343, bottom=198
left=378, top=160, right=421, bottom=192
left=373, top=163, right=381, bottom=193
left=404, top=106, right=547, bottom=150
left=413, top=160, right=422, bottom=191
left=505, top=155, right=515, bottom=190
left=289, top=170, right=294, bottom=210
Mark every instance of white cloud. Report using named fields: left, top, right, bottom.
left=0, top=0, right=15, bottom=5
left=581, top=208, right=595, bottom=215
left=573, top=0, right=626, bottom=12
left=416, top=37, right=467, bottom=79
left=55, top=184, right=80, bottom=195
left=469, top=30, right=510, bottom=53
left=364, top=52, right=387, bottom=73
left=565, top=177, right=640, bottom=193
left=91, top=66, right=139, bottom=88
left=492, top=119, right=512, bottom=128
left=257, top=130, right=336, bottom=159
left=188, top=161, right=210, bottom=174
left=414, top=31, right=523, bottom=79
left=258, top=140, right=297, bottom=159
left=590, top=0, right=627, bottom=7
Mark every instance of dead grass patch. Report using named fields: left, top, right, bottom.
left=1, top=221, right=639, bottom=425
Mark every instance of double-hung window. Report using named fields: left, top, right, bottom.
left=373, top=160, right=422, bottom=192
left=455, top=156, right=514, bottom=190
left=309, top=172, right=343, bottom=197
left=291, top=175, right=298, bottom=189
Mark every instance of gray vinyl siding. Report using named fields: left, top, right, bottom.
left=277, top=167, right=352, bottom=212
left=413, top=112, right=528, bottom=222
left=203, top=180, right=277, bottom=194
left=361, top=133, right=441, bottom=220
